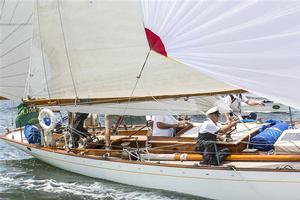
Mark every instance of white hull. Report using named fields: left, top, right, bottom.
left=2, top=136, right=300, bottom=200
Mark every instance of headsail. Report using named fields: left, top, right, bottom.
left=141, top=0, right=300, bottom=109
left=0, top=0, right=33, bottom=100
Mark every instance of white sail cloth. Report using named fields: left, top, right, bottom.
left=0, top=0, right=33, bottom=99
left=27, top=0, right=236, bottom=100
left=50, top=96, right=218, bottom=116
left=141, top=0, right=300, bottom=110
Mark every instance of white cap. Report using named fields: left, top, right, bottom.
left=205, top=106, right=219, bottom=116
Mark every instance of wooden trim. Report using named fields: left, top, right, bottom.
left=0, top=96, right=8, bottom=100
left=23, top=89, right=246, bottom=106
left=1, top=134, right=300, bottom=172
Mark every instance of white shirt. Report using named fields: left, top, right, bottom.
left=199, top=118, right=220, bottom=134
left=152, top=115, right=178, bottom=136
left=146, top=115, right=154, bottom=121
left=223, top=94, right=248, bottom=113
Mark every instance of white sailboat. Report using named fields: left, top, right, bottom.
left=2, top=1, right=300, bottom=200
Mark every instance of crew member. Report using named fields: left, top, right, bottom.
left=152, top=115, right=186, bottom=137
left=223, top=94, right=264, bottom=123
left=196, top=107, right=237, bottom=165
left=71, top=113, right=89, bottom=148
left=104, top=114, right=121, bottom=150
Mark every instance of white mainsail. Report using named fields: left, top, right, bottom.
left=0, top=0, right=33, bottom=100
left=27, top=0, right=237, bottom=101
left=141, top=0, right=300, bottom=110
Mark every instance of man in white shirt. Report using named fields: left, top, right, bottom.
left=196, top=107, right=237, bottom=165
left=223, top=94, right=264, bottom=123
left=152, top=115, right=185, bottom=137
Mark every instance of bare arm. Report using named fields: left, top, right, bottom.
left=218, top=121, right=238, bottom=135
left=245, top=99, right=264, bottom=106
left=157, top=122, right=177, bottom=129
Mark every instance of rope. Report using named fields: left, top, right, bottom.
left=149, top=94, right=177, bottom=115
left=36, top=0, right=51, bottom=99
left=57, top=0, right=78, bottom=100
left=66, top=126, right=90, bottom=138
left=56, top=125, right=300, bottom=155
left=121, top=49, right=151, bottom=116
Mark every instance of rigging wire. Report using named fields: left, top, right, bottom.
left=9, top=0, right=19, bottom=24
left=57, top=0, right=78, bottom=101
left=36, top=0, right=51, bottom=99
left=121, top=49, right=151, bottom=116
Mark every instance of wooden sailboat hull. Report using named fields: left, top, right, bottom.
left=1, top=132, right=300, bottom=200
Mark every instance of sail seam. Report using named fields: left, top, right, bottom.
left=57, top=0, right=78, bottom=100
left=0, top=37, right=31, bottom=58
left=0, top=56, right=29, bottom=70
left=0, top=72, right=27, bottom=79
left=9, top=0, right=20, bottom=24
left=0, top=0, right=5, bottom=20
left=0, top=23, right=32, bottom=25
left=0, top=85, right=24, bottom=88
left=0, top=13, right=33, bottom=44
left=36, top=0, right=51, bottom=99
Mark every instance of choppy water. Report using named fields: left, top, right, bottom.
left=0, top=101, right=203, bottom=200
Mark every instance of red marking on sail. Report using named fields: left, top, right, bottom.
left=144, top=28, right=167, bottom=57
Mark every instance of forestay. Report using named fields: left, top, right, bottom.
left=141, top=0, right=300, bottom=110
left=0, top=0, right=33, bottom=100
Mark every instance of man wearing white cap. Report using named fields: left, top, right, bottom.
left=196, top=106, right=237, bottom=165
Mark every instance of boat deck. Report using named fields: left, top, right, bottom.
left=3, top=125, right=300, bottom=171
